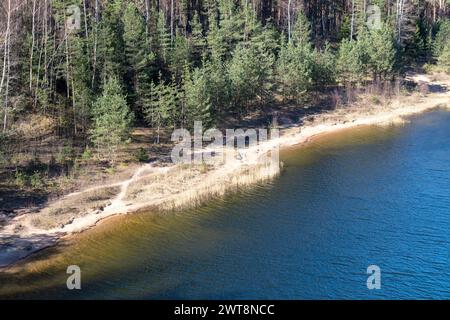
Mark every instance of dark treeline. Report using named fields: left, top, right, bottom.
left=0, top=0, right=449, bottom=158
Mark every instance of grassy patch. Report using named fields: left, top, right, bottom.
left=30, top=185, right=120, bottom=230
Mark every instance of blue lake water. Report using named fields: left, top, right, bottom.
left=1, top=108, right=449, bottom=299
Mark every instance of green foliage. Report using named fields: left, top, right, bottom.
left=292, top=12, right=312, bottom=47
left=56, top=145, right=75, bottom=165
left=13, top=168, right=47, bottom=190
left=135, top=147, right=149, bottom=162
left=433, top=20, right=450, bottom=58
left=98, top=0, right=126, bottom=83
left=3, top=0, right=446, bottom=166
left=188, top=12, right=207, bottom=65
left=182, top=65, right=213, bottom=128
left=90, top=77, right=134, bottom=160
left=14, top=171, right=27, bottom=188
left=207, top=0, right=244, bottom=61
left=0, top=132, right=11, bottom=166
left=30, top=171, right=45, bottom=190
left=277, top=41, right=314, bottom=102
left=365, top=25, right=396, bottom=80
left=202, top=57, right=230, bottom=114
left=122, top=2, right=154, bottom=112
left=312, top=43, right=336, bottom=86
left=81, top=146, right=93, bottom=160
left=276, top=11, right=336, bottom=101
left=437, top=42, right=450, bottom=73
left=337, top=38, right=367, bottom=83
left=411, top=20, right=429, bottom=59
left=156, top=11, right=172, bottom=65
left=228, top=44, right=275, bottom=112
left=339, top=15, right=351, bottom=41
left=143, top=75, right=178, bottom=143
left=70, top=35, right=93, bottom=130
left=0, top=150, right=5, bottom=167
left=170, top=31, right=190, bottom=76
left=122, top=3, right=147, bottom=67
left=337, top=25, right=396, bottom=83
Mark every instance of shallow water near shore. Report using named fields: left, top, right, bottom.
left=1, top=108, right=450, bottom=299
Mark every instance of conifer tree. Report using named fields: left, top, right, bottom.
left=182, top=65, right=213, bottom=129
left=189, top=12, right=207, bottom=65
left=228, top=44, right=274, bottom=113
left=292, top=12, right=312, bottom=47
left=170, top=30, right=190, bottom=77
left=277, top=12, right=315, bottom=102
left=202, top=55, right=229, bottom=114
left=122, top=2, right=154, bottom=114
left=433, top=20, right=450, bottom=58
left=312, top=43, right=336, bottom=86
left=366, top=24, right=396, bottom=81
left=90, top=77, right=134, bottom=162
left=157, top=11, right=172, bottom=66
left=97, top=0, right=125, bottom=85
left=143, top=74, right=177, bottom=143
left=438, top=42, right=450, bottom=73
left=337, top=35, right=369, bottom=84
left=70, top=35, right=93, bottom=132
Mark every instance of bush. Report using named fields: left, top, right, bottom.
left=0, top=132, right=11, bottom=166
left=90, top=77, right=134, bottom=163
left=57, top=145, right=75, bottom=165
left=433, top=20, right=450, bottom=58
left=135, top=147, right=149, bottom=162
left=105, top=166, right=116, bottom=175
left=0, top=150, right=6, bottom=167
left=312, top=43, right=336, bottom=86
left=437, top=42, right=450, bottom=74
left=81, top=146, right=93, bottom=160
left=276, top=13, right=315, bottom=102
left=30, top=171, right=45, bottom=190
left=14, top=171, right=27, bottom=188
left=423, top=63, right=434, bottom=74
left=277, top=43, right=314, bottom=102
left=227, top=45, right=275, bottom=112
left=370, top=96, right=381, bottom=105
left=337, top=25, right=396, bottom=83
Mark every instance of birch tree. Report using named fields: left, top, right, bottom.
left=1, top=0, right=12, bottom=132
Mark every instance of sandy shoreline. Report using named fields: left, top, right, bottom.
left=1, top=74, right=449, bottom=269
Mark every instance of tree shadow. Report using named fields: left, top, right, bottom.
left=0, top=186, right=48, bottom=213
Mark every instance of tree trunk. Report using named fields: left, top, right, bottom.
left=350, top=0, right=355, bottom=40
left=29, top=0, right=37, bottom=93
left=170, top=0, right=174, bottom=43
left=1, top=0, right=12, bottom=132
left=288, top=0, right=292, bottom=42
left=92, top=0, right=99, bottom=89
left=145, top=0, right=150, bottom=37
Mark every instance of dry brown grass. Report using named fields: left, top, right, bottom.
left=14, top=114, right=55, bottom=139
left=29, top=185, right=120, bottom=229
left=125, top=154, right=280, bottom=213
left=125, top=164, right=207, bottom=202
left=429, top=71, right=450, bottom=82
